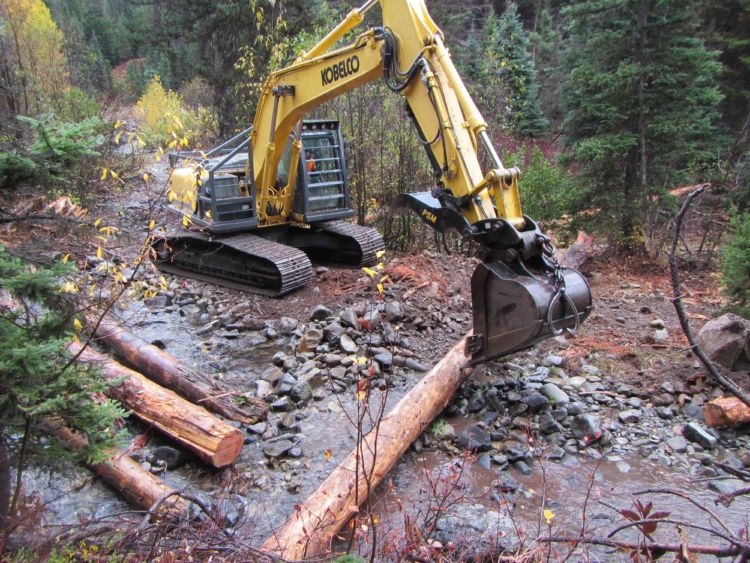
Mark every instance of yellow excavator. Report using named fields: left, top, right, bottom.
left=154, top=0, right=592, bottom=363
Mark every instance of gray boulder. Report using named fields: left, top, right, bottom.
left=571, top=413, right=598, bottom=440
left=696, top=314, right=750, bottom=370
left=540, top=383, right=570, bottom=405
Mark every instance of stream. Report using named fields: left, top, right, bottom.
left=21, top=289, right=750, bottom=560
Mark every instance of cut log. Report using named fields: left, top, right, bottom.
left=90, top=317, right=267, bottom=423
left=704, top=397, right=750, bottom=427
left=40, top=421, right=189, bottom=516
left=70, top=343, right=243, bottom=468
left=261, top=335, right=473, bottom=560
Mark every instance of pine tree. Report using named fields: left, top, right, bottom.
left=483, top=4, right=548, bottom=138
left=561, top=0, right=722, bottom=247
left=702, top=0, right=750, bottom=132
left=0, top=247, right=126, bottom=527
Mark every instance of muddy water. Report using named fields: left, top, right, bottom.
left=369, top=440, right=750, bottom=559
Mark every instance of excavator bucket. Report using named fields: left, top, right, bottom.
left=467, top=260, right=592, bottom=363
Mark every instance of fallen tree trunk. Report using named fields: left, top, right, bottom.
left=70, top=343, right=243, bottom=468
left=704, top=397, right=750, bottom=427
left=261, top=335, right=473, bottom=560
left=91, top=317, right=266, bottom=424
left=40, top=421, right=189, bottom=516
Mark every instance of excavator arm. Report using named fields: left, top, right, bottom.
left=251, top=0, right=522, bottom=230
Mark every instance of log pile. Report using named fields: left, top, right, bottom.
left=91, top=318, right=267, bottom=423
left=70, top=343, right=243, bottom=468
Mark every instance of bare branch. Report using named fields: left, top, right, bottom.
left=667, top=186, right=750, bottom=409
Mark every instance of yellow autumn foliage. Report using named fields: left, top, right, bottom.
left=0, top=0, right=69, bottom=114
left=135, top=76, right=218, bottom=148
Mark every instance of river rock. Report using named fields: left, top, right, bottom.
left=456, top=424, right=492, bottom=452
left=196, top=319, right=220, bottom=336
left=543, top=354, right=565, bottom=367
left=522, top=392, right=549, bottom=412
left=539, top=413, right=563, bottom=435
left=567, top=402, right=585, bottom=416
left=339, top=334, right=358, bottom=353
left=276, top=317, right=299, bottom=335
left=656, top=406, right=675, bottom=419
left=324, top=322, right=347, bottom=343
left=310, top=304, right=332, bottom=321
left=683, top=422, right=718, bottom=449
left=540, top=383, right=570, bottom=405
left=618, top=409, right=643, bottom=424
left=241, top=315, right=267, bottom=331
left=696, top=313, right=750, bottom=370
left=363, top=309, right=381, bottom=328
left=290, top=380, right=312, bottom=403
left=513, top=460, right=533, bottom=475
left=149, top=446, right=189, bottom=469
left=297, top=328, right=323, bottom=352
left=263, top=439, right=294, bottom=459
left=270, top=396, right=295, bottom=412
left=374, top=352, right=393, bottom=369
left=255, top=380, right=274, bottom=401
left=384, top=301, right=403, bottom=322
left=566, top=376, right=587, bottom=389
left=485, top=387, right=505, bottom=412
left=571, top=414, right=598, bottom=440
left=339, top=308, right=358, bottom=328
left=260, top=366, right=283, bottom=383
left=666, top=435, right=688, bottom=453
left=404, top=358, right=428, bottom=371
left=432, top=503, right=518, bottom=554
left=246, top=422, right=267, bottom=435
left=467, top=390, right=486, bottom=413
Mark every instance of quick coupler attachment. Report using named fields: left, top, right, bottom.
left=467, top=260, right=593, bottom=364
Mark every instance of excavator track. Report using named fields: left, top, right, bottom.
left=296, top=220, right=385, bottom=266
left=152, top=230, right=313, bottom=296
left=319, top=221, right=385, bottom=265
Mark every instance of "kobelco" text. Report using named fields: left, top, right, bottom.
left=321, top=55, right=360, bottom=86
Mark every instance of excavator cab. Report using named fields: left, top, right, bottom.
left=291, top=120, right=355, bottom=223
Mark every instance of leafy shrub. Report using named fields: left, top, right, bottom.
left=722, top=212, right=750, bottom=317
left=135, top=76, right=219, bottom=148
left=180, top=76, right=215, bottom=109
left=502, top=146, right=578, bottom=223
left=49, top=87, right=101, bottom=123
left=0, top=150, right=38, bottom=190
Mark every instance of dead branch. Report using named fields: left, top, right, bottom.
left=667, top=186, right=750, bottom=409
left=539, top=536, right=744, bottom=558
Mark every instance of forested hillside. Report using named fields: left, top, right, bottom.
left=2, top=1, right=750, bottom=561
left=2, top=0, right=748, bottom=251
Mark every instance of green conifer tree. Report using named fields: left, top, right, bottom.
left=0, top=247, right=126, bottom=528
left=561, top=0, right=722, bottom=247
left=483, top=4, right=548, bottom=138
